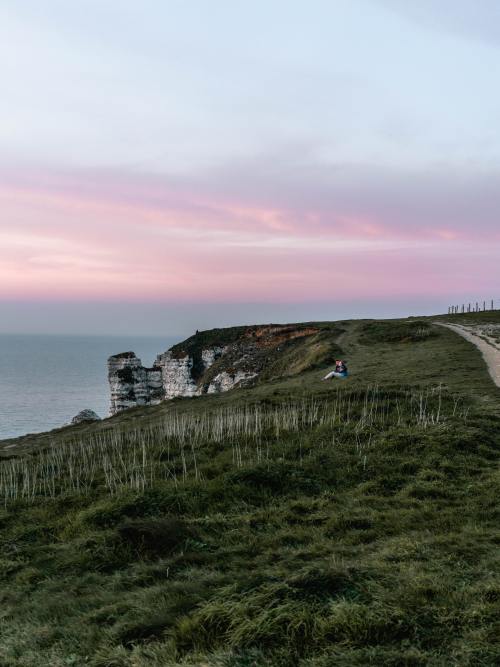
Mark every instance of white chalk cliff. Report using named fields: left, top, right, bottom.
left=108, top=344, right=244, bottom=415
left=108, top=324, right=326, bottom=415
left=108, top=352, right=164, bottom=415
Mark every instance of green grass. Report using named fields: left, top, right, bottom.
left=358, top=319, right=438, bottom=345
left=436, top=309, right=500, bottom=326
left=0, top=317, right=499, bottom=666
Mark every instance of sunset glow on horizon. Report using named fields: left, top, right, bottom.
left=1, top=0, right=499, bottom=333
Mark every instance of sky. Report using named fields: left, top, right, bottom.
left=1, top=0, right=499, bottom=336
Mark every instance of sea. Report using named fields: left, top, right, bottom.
left=0, top=334, right=178, bottom=440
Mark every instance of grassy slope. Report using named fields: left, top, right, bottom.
left=0, top=317, right=499, bottom=666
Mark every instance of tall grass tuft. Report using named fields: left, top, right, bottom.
left=0, top=386, right=467, bottom=503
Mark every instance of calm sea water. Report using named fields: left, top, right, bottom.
left=0, top=334, right=177, bottom=440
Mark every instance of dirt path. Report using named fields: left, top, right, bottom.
left=438, top=323, right=500, bottom=388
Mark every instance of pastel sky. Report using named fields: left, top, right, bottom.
left=1, top=0, right=499, bottom=335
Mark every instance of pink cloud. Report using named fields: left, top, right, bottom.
left=0, top=163, right=498, bottom=303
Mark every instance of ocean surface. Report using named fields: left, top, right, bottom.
left=0, top=334, right=178, bottom=440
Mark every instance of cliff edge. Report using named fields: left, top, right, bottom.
left=108, top=322, right=342, bottom=414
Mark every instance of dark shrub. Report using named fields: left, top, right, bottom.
left=287, top=565, right=358, bottom=600
left=228, top=462, right=320, bottom=495
left=326, top=513, right=374, bottom=536
left=117, top=517, right=190, bottom=557
left=116, top=613, right=172, bottom=647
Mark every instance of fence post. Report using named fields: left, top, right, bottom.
left=447, top=300, right=497, bottom=313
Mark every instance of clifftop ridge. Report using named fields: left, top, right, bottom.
left=108, top=322, right=342, bottom=414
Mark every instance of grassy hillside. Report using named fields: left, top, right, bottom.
left=0, top=318, right=499, bottom=666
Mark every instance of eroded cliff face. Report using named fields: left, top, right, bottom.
left=108, top=352, right=164, bottom=415
left=206, top=370, right=257, bottom=394
left=108, top=323, right=338, bottom=415
left=155, top=345, right=227, bottom=399
left=155, top=351, right=198, bottom=399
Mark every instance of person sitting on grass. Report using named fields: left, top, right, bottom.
left=323, top=360, right=348, bottom=380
